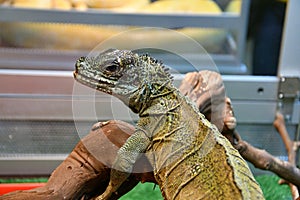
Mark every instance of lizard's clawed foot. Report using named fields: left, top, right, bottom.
left=95, top=190, right=112, bottom=200
left=91, top=121, right=110, bottom=131
left=95, top=183, right=115, bottom=200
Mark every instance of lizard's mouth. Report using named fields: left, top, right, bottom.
left=73, top=64, right=114, bottom=95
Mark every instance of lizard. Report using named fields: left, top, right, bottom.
left=73, top=48, right=265, bottom=200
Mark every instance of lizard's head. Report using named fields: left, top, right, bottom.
left=74, top=48, right=173, bottom=113
left=74, top=49, right=137, bottom=95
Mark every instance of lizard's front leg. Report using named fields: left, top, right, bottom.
left=96, top=129, right=151, bottom=200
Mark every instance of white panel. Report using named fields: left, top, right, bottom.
left=278, top=0, right=300, bottom=77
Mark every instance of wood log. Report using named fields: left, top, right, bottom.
left=0, top=120, right=155, bottom=200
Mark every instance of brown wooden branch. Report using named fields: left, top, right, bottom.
left=274, top=112, right=296, bottom=165
left=273, top=112, right=299, bottom=199
left=179, top=70, right=226, bottom=133
left=233, top=130, right=300, bottom=188
left=0, top=120, right=155, bottom=200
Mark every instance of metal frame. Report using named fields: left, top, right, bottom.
left=0, top=5, right=246, bottom=28
left=0, top=70, right=279, bottom=123
left=277, top=0, right=300, bottom=166
left=277, top=0, right=300, bottom=133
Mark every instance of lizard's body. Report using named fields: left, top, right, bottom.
left=73, top=49, right=264, bottom=200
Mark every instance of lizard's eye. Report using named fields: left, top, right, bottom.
left=105, top=64, right=119, bottom=73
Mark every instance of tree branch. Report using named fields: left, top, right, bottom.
left=273, top=112, right=299, bottom=199
left=233, top=130, right=300, bottom=188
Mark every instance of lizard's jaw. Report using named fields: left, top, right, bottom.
left=73, top=59, right=115, bottom=95
left=73, top=71, right=113, bottom=95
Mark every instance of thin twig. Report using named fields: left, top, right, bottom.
left=273, top=112, right=299, bottom=199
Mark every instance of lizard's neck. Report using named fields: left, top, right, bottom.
left=127, top=81, right=176, bottom=115
left=137, top=85, right=181, bottom=117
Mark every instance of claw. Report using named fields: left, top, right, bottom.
left=91, top=121, right=110, bottom=131
left=95, top=190, right=112, bottom=200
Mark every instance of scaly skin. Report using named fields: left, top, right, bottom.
left=73, top=49, right=265, bottom=200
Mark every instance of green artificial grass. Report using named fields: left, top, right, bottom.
left=256, top=175, right=292, bottom=200
left=120, top=175, right=293, bottom=200
left=0, top=177, right=48, bottom=183
left=120, top=182, right=163, bottom=200
left=0, top=175, right=293, bottom=199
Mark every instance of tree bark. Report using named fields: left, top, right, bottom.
left=0, top=120, right=155, bottom=200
